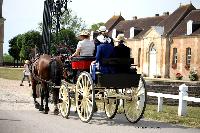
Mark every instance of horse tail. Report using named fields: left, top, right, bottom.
left=49, top=59, right=63, bottom=86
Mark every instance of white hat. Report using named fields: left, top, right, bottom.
left=25, top=60, right=30, bottom=64
left=98, top=26, right=108, bottom=32
left=115, top=34, right=126, bottom=42
left=79, top=30, right=90, bottom=36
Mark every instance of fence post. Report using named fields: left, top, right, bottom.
left=178, top=84, right=188, bottom=116
left=157, top=96, right=163, bottom=112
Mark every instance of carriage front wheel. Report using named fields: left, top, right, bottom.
left=124, top=77, right=147, bottom=123
left=59, top=80, right=71, bottom=118
left=75, top=72, right=95, bottom=123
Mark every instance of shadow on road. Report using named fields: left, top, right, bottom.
left=67, top=111, right=187, bottom=129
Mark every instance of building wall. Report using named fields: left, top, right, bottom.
left=0, top=0, right=3, bottom=66
left=170, top=36, right=200, bottom=80
left=126, top=29, right=170, bottom=78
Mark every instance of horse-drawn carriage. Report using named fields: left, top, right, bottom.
left=58, top=56, right=147, bottom=123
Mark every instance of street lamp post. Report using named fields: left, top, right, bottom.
left=42, top=0, right=71, bottom=54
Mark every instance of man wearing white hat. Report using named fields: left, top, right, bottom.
left=93, top=26, right=114, bottom=55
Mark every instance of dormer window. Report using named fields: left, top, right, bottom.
left=187, top=20, right=193, bottom=35
left=112, top=29, right=117, bottom=39
left=130, top=27, right=135, bottom=38
left=130, top=27, right=142, bottom=38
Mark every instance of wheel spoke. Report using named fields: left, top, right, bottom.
left=124, top=77, right=146, bottom=123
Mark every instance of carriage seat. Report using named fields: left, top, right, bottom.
left=71, top=56, right=95, bottom=70
left=95, top=58, right=140, bottom=88
left=100, top=58, right=135, bottom=73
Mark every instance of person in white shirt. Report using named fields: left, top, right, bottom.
left=70, top=30, right=95, bottom=58
left=20, top=60, right=31, bottom=87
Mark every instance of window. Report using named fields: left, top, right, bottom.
left=130, top=27, right=135, bottom=38
left=186, top=48, right=191, bottom=65
left=138, top=48, right=141, bottom=67
left=172, top=48, right=178, bottom=64
left=187, top=20, right=193, bottom=35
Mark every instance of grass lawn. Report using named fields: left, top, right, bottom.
left=96, top=100, right=200, bottom=128
left=144, top=104, right=200, bottom=128
left=0, top=67, right=23, bottom=80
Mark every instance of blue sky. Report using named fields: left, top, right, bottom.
left=3, top=0, right=200, bottom=53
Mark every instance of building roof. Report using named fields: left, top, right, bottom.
left=171, top=9, right=200, bottom=36
left=104, top=15, right=125, bottom=33
left=158, top=4, right=196, bottom=36
left=114, top=16, right=167, bottom=38
left=103, top=4, right=199, bottom=39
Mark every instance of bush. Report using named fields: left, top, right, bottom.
left=176, top=73, right=183, bottom=80
left=189, top=69, right=198, bottom=81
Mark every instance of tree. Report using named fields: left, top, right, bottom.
left=59, top=9, right=86, bottom=34
left=19, top=30, right=42, bottom=60
left=51, top=28, right=78, bottom=55
left=3, top=53, right=13, bottom=62
left=8, top=34, right=22, bottom=67
left=90, top=22, right=105, bottom=31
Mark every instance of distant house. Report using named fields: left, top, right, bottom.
left=0, top=0, right=5, bottom=66
left=102, top=4, right=200, bottom=80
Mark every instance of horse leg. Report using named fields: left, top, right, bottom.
left=44, top=83, right=49, bottom=114
left=32, top=79, right=40, bottom=109
left=53, top=88, right=59, bottom=115
left=39, top=89, right=44, bottom=111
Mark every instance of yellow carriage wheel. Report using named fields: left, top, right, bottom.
left=59, top=80, right=71, bottom=118
left=104, top=89, right=119, bottom=119
left=75, top=72, right=95, bottom=123
left=124, top=77, right=147, bottom=123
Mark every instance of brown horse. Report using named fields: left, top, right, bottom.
left=31, top=54, right=63, bottom=114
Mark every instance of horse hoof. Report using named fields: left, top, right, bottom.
left=35, top=102, right=40, bottom=109
left=39, top=106, right=44, bottom=111
left=45, top=107, right=50, bottom=112
left=44, top=111, right=48, bottom=114
left=54, top=108, right=59, bottom=115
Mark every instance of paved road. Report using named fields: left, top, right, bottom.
left=0, top=78, right=200, bottom=133
left=0, top=109, right=200, bottom=133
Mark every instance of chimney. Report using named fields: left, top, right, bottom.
left=132, top=16, right=137, bottom=20
left=155, top=14, right=159, bottom=16
left=163, top=12, right=169, bottom=16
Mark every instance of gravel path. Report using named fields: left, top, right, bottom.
left=0, top=78, right=35, bottom=110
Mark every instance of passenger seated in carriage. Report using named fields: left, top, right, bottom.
left=93, top=26, right=114, bottom=55
left=90, top=34, right=115, bottom=80
left=113, top=34, right=131, bottom=73
left=70, top=30, right=95, bottom=58
left=68, top=30, right=95, bottom=83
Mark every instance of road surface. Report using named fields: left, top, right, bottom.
left=0, top=78, right=199, bottom=133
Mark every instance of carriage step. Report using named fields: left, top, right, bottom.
left=107, top=94, right=130, bottom=100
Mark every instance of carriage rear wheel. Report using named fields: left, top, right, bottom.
left=59, top=80, right=71, bottom=118
left=75, top=72, right=95, bottom=123
left=124, top=77, right=147, bottom=123
left=104, top=89, right=119, bottom=119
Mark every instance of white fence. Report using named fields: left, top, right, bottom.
left=147, top=84, right=200, bottom=116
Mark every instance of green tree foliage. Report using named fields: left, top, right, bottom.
left=90, top=22, right=105, bottom=31
left=59, top=9, right=86, bottom=34
left=3, top=53, right=13, bottom=62
left=51, top=29, right=78, bottom=55
left=8, top=34, right=21, bottom=61
left=8, top=30, right=42, bottom=60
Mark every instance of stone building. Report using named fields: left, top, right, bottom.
left=103, top=4, right=200, bottom=80
left=0, top=0, right=5, bottom=66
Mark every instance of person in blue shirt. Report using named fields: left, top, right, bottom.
left=90, top=36, right=115, bottom=80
